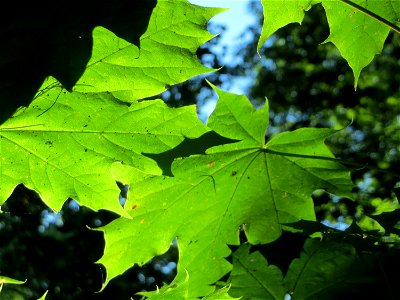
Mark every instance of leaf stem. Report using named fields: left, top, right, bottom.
left=263, top=148, right=400, bottom=178
left=339, top=0, right=400, bottom=34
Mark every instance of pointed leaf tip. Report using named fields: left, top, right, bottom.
left=0, top=79, right=208, bottom=216
left=99, top=88, right=352, bottom=297
left=258, top=0, right=316, bottom=51
left=207, top=85, right=269, bottom=146
left=322, top=1, right=394, bottom=89
left=74, top=0, right=221, bottom=101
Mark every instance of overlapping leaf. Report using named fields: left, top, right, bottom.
left=0, top=79, right=209, bottom=215
left=228, top=244, right=285, bottom=300
left=0, top=0, right=221, bottom=215
left=0, top=276, right=26, bottom=286
left=99, top=87, right=352, bottom=297
left=284, top=239, right=358, bottom=299
left=138, top=273, right=238, bottom=300
left=258, top=0, right=318, bottom=50
left=37, top=291, right=48, bottom=300
left=322, top=0, right=400, bottom=87
left=0, top=276, right=26, bottom=296
left=138, top=272, right=192, bottom=300
left=74, top=0, right=222, bottom=101
left=0, top=0, right=156, bottom=122
left=202, top=286, right=240, bottom=300
left=259, top=0, right=400, bottom=86
left=228, top=239, right=361, bottom=299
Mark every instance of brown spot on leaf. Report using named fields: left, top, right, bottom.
left=207, top=161, right=215, bottom=167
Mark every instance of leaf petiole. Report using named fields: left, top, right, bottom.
left=339, top=0, right=400, bottom=34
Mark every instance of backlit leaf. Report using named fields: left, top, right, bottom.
left=322, top=0, right=400, bottom=87
left=99, top=87, right=352, bottom=296
left=0, top=276, right=26, bottom=285
left=259, top=0, right=400, bottom=86
left=37, top=291, right=48, bottom=300
left=138, top=271, right=190, bottom=300
left=203, top=286, right=240, bottom=299
left=0, top=276, right=26, bottom=294
left=0, top=79, right=209, bottom=215
left=74, top=0, right=222, bottom=101
left=258, top=0, right=319, bottom=51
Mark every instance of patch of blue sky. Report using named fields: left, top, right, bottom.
left=191, top=0, right=255, bottom=65
left=189, top=0, right=258, bottom=122
left=322, top=218, right=351, bottom=231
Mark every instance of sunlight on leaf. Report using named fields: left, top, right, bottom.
left=74, top=0, right=223, bottom=101
left=0, top=79, right=209, bottom=215
left=259, top=0, right=400, bottom=87
left=0, top=276, right=26, bottom=285
left=0, top=276, right=26, bottom=294
left=258, top=0, right=320, bottom=51
left=322, top=0, right=399, bottom=88
left=138, top=270, right=190, bottom=299
left=37, top=291, right=48, bottom=300
left=202, top=286, right=240, bottom=299
left=99, top=87, right=352, bottom=296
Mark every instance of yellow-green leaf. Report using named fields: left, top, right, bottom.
left=0, top=80, right=209, bottom=215
left=74, top=0, right=223, bottom=101
left=98, top=87, right=352, bottom=296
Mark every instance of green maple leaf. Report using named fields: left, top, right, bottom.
left=259, top=0, right=400, bottom=87
left=0, top=0, right=156, bottom=122
left=202, top=286, right=241, bottom=300
left=0, top=79, right=209, bottom=215
left=98, top=86, right=352, bottom=296
left=138, top=273, right=238, bottom=300
left=37, top=291, right=48, bottom=300
left=73, top=0, right=222, bottom=101
left=322, top=0, right=400, bottom=87
left=138, top=272, right=191, bottom=300
left=258, top=0, right=319, bottom=51
left=228, top=244, right=286, bottom=300
left=0, top=276, right=26, bottom=286
left=284, top=239, right=358, bottom=299
left=0, top=276, right=26, bottom=294
left=0, top=0, right=219, bottom=214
